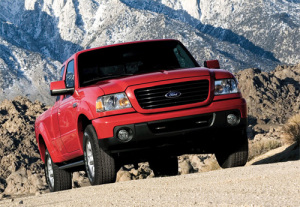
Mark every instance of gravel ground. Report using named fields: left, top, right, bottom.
left=0, top=161, right=299, bottom=207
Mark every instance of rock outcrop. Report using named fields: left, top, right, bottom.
left=236, top=63, right=300, bottom=136
left=0, top=97, right=48, bottom=196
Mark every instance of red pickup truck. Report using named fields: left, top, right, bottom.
left=35, top=39, right=248, bottom=192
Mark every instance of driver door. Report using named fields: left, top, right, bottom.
left=58, top=60, right=80, bottom=153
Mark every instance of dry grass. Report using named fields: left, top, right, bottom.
left=282, top=113, right=300, bottom=145
left=248, top=139, right=282, bottom=161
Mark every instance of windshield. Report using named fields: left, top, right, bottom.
left=78, top=41, right=199, bottom=87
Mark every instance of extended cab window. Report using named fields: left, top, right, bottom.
left=78, top=41, right=199, bottom=87
left=56, top=66, right=66, bottom=102
left=59, top=66, right=65, bottom=80
left=65, top=60, right=75, bottom=88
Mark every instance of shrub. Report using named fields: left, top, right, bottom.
left=282, top=113, right=300, bottom=145
left=248, top=139, right=282, bottom=161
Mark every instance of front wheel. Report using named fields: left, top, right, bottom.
left=45, top=150, right=72, bottom=192
left=215, top=130, right=249, bottom=168
left=83, top=124, right=116, bottom=185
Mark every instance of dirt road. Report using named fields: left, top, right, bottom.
left=0, top=160, right=299, bottom=207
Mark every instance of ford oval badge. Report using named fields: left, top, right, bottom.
left=165, top=91, right=181, bottom=98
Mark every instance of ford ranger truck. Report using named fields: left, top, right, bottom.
left=35, top=39, right=248, bottom=192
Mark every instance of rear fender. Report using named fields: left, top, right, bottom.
left=36, top=122, right=65, bottom=163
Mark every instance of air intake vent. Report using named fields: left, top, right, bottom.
left=134, top=80, right=209, bottom=109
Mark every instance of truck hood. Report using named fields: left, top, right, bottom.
left=94, top=67, right=211, bottom=94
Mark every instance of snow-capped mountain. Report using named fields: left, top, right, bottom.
left=0, top=0, right=299, bottom=104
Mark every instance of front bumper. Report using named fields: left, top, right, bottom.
left=92, top=98, right=247, bottom=155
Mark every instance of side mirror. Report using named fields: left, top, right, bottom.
left=50, top=80, right=74, bottom=96
left=204, top=60, right=220, bottom=69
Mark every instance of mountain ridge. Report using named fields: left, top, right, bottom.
left=0, top=0, right=299, bottom=104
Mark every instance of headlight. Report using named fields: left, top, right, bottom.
left=96, top=93, right=132, bottom=112
left=215, top=79, right=239, bottom=95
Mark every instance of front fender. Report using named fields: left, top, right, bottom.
left=76, top=100, right=95, bottom=153
left=77, top=100, right=94, bottom=120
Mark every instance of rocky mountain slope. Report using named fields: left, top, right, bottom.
left=0, top=0, right=299, bottom=104
left=0, top=63, right=299, bottom=198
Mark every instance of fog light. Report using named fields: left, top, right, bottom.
left=117, top=129, right=132, bottom=142
left=227, top=114, right=239, bottom=126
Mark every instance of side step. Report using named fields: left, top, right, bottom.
left=59, top=160, right=84, bottom=170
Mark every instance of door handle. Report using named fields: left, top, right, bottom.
left=73, top=102, right=78, bottom=108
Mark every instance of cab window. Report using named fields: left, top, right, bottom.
left=56, top=66, right=66, bottom=102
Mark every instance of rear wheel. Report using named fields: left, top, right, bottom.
left=215, top=130, right=248, bottom=168
left=45, top=150, right=72, bottom=192
left=149, top=156, right=178, bottom=176
left=83, top=124, right=116, bottom=185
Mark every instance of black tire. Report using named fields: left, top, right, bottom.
left=149, top=156, right=178, bottom=177
left=45, top=150, right=72, bottom=192
left=83, top=124, right=116, bottom=185
left=215, top=130, right=249, bottom=168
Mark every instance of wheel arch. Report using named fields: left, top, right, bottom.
left=36, top=122, right=65, bottom=163
left=75, top=99, right=95, bottom=153
left=38, top=134, right=46, bottom=162
left=77, top=114, right=92, bottom=152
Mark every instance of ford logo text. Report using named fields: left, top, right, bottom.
left=165, top=91, right=181, bottom=98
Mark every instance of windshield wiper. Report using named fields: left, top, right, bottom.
left=82, top=74, right=134, bottom=85
left=133, top=66, right=180, bottom=75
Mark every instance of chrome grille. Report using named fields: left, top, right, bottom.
left=134, top=80, right=209, bottom=109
